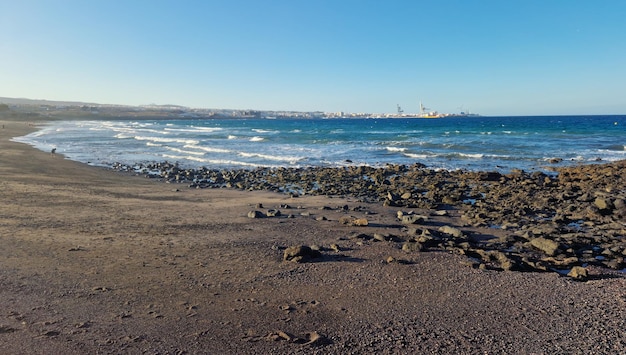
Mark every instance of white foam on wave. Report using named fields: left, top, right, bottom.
left=405, top=153, right=432, bottom=159
left=134, top=135, right=199, bottom=145
left=163, top=154, right=271, bottom=168
left=108, top=125, right=164, bottom=135
left=238, top=152, right=303, bottom=163
left=458, top=153, right=485, bottom=159
left=146, top=142, right=162, bottom=147
left=386, top=146, right=407, bottom=152
left=165, top=147, right=205, bottom=156
left=184, top=144, right=231, bottom=154
left=164, top=126, right=223, bottom=133
left=252, top=129, right=275, bottom=133
left=227, top=135, right=237, bottom=140
left=163, top=154, right=212, bottom=163
left=250, top=136, right=265, bottom=142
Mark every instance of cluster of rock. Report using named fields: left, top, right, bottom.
left=113, top=160, right=626, bottom=277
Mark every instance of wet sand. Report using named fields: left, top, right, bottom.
left=1, top=116, right=625, bottom=354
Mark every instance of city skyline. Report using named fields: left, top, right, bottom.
left=2, top=1, right=625, bottom=116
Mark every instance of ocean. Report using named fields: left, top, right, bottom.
left=13, top=115, right=626, bottom=173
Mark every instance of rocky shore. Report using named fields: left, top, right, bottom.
left=114, top=160, right=626, bottom=278
left=2, top=117, right=625, bottom=354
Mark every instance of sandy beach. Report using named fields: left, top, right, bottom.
left=1, top=115, right=625, bottom=354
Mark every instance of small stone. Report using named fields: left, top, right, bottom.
left=400, top=214, right=427, bottom=225
left=283, top=245, right=322, bottom=262
left=402, top=241, right=423, bottom=252
left=303, top=331, right=328, bottom=346
left=438, top=225, right=464, bottom=238
left=266, top=209, right=281, bottom=217
left=339, top=216, right=368, bottom=226
left=247, top=210, right=264, bottom=218
left=373, top=233, right=387, bottom=242
left=339, top=216, right=353, bottom=225
left=567, top=266, right=588, bottom=281
left=594, top=197, right=614, bottom=211
left=353, top=218, right=369, bottom=226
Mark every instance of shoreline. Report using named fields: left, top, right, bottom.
left=1, top=114, right=625, bottom=354
left=13, top=114, right=626, bottom=175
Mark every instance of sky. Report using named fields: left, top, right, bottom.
left=1, top=0, right=625, bottom=116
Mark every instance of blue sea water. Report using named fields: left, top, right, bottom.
left=13, top=115, right=626, bottom=173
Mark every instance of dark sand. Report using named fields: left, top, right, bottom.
left=1, top=116, right=624, bottom=354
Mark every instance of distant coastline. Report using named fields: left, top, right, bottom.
left=2, top=96, right=480, bottom=120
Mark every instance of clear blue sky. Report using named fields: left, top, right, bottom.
left=2, top=0, right=625, bottom=115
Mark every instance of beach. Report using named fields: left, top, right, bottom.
left=1, top=115, right=625, bottom=354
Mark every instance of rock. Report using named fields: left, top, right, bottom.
left=329, top=244, right=340, bottom=252
left=303, top=331, right=328, bottom=346
left=542, top=256, right=579, bottom=267
left=438, top=225, right=464, bottom=238
left=353, top=218, right=369, bottom=226
left=283, top=246, right=322, bottom=262
left=402, top=241, right=423, bottom=252
left=339, top=216, right=353, bottom=225
left=400, top=214, right=427, bottom=225
left=567, top=266, right=588, bottom=280
left=247, top=210, right=264, bottom=218
left=266, top=209, right=281, bottom=217
left=386, top=256, right=396, bottom=263
left=339, top=216, right=368, bottom=226
left=387, top=192, right=400, bottom=201
left=492, top=251, right=516, bottom=271
left=400, top=192, right=412, bottom=199
left=349, top=233, right=370, bottom=241
left=529, top=237, right=559, bottom=256
left=373, top=233, right=387, bottom=242
left=478, top=171, right=503, bottom=181
left=594, top=197, right=614, bottom=211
